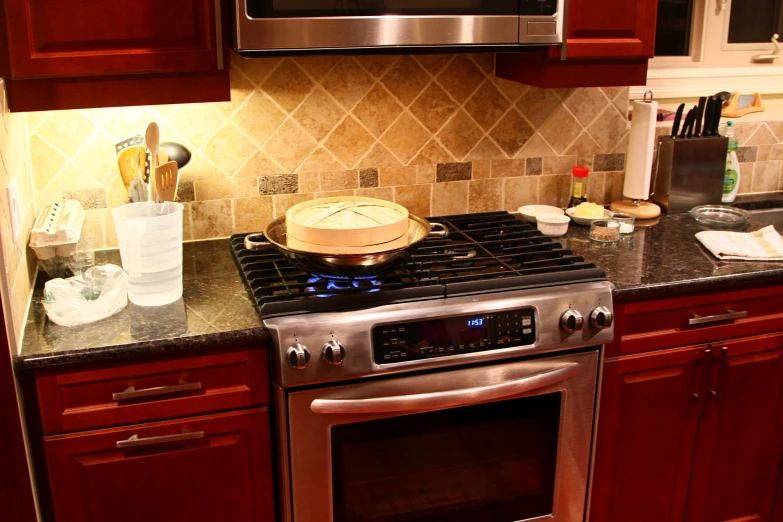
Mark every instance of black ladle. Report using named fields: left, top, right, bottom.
left=160, top=142, right=192, bottom=170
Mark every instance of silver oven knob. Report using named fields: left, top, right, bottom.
left=590, top=306, right=614, bottom=330
left=321, top=340, right=346, bottom=366
left=286, top=344, right=310, bottom=370
left=560, top=310, right=584, bottom=334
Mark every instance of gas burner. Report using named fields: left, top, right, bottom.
left=306, top=276, right=383, bottom=297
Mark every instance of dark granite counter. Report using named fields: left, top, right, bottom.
left=16, top=202, right=783, bottom=370
left=562, top=207, right=783, bottom=301
left=15, top=239, right=267, bottom=370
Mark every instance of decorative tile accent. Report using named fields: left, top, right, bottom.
left=737, top=146, right=758, bottom=163
left=526, top=157, right=543, bottom=176
left=436, top=162, right=472, bottom=182
left=359, top=168, right=379, bottom=188
left=594, top=153, right=626, bottom=172
left=177, top=181, right=195, bottom=202
left=259, top=173, right=298, bottom=196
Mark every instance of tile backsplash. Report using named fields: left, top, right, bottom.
left=22, top=53, right=783, bottom=249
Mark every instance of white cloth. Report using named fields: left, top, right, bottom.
left=696, top=225, right=783, bottom=261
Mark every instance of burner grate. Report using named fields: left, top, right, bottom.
left=230, top=211, right=605, bottom=317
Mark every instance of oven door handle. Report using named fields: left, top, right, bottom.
left=310, top=363, right=579, bottom=415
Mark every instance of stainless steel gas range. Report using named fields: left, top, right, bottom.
left=231, top=211, right=614, bottom=522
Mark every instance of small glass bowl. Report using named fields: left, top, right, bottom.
left=610, top=211, right=636, bottom=235
left=589, top=219, right=621, bottom=243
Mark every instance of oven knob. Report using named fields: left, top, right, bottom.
left=321, top=340, right=346, bottom=366
left=560, top=310, right=584, bottom=334
left=286, top=344, right=310, bottom=370
left=590, top=306, right=614, bottom=330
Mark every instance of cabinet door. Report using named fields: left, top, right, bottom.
left=686, top=333, right=783, bottom=522
left=44, top=409, right=275, bottom=522
left=590, top=346, right=707, bottom=522
left=565, top=0, right=658, bottom=59
left=3, top=0, right=222, bottom=79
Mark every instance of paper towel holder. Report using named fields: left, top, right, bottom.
left=610, top=90, right=662, bottom=220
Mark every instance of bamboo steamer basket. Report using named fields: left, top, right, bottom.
left=285, top=196, right=409, bottom=247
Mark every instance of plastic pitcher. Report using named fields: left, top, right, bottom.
left=111, top=202, right=184, bottom=306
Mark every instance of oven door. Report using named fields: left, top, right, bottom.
left=285, top=350, right=599, bottom=522
left=233, top=0, right=527, bottom=51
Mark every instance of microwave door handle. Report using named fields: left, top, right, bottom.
left=310, top=363, right=579, bottom=415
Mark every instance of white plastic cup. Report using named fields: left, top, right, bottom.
left=112, top=202, right=184, bottom=306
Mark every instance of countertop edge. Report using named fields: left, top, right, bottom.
left=612, top=269, right=783, bottom=301
left=13, top=327, right=271, bottom=371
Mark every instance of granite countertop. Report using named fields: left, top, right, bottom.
left=564, top=206, right=783, bottom=300
left=15, top=203, right=783, bottom=370
left=16, top=240, right=267, bottom=370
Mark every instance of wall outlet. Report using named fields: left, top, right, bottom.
left=6, top=178, right=22, bottom=242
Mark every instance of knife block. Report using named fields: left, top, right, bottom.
left=650, top=136, right=729, bottom=213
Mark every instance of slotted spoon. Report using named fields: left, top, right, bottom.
left=154, top=161, right=179, bottom=203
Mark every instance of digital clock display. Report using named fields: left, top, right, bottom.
left=467, top=318, right=485, bottom=327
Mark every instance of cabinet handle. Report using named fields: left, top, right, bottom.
left=116, top=428, right=204, bottom=449
left=688, top=310, right=747, bottom=326
left=708, top=347, right=729, bottom=403
left=112, top=380, right=202, bottom=401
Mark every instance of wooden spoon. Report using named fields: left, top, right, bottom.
left=154, top=161, right=179, bottom=203
left=145, top=122, right=160, bottom=202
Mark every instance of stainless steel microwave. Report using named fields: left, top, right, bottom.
left=232, top=0, right=566, bottom=54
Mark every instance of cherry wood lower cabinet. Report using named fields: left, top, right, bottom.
left=44, top=408, right=275, bottom=522
left=591, top=331, right=783, bottom=522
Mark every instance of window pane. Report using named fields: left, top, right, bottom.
left=331, top=393, right=561, bottom=522
left=655, top=0, right=695, bottom=56
left=728, top=0, right=783, bottom=44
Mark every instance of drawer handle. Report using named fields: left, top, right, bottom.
left=116, top=428, right=204, bottom=449
left=688, top=310, right=747, bottom=326
left=112, top=380, right=202, bottom=401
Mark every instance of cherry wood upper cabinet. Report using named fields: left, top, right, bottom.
left=44, top=409, right=275, bottom=522
left=589, top=346, right=705, bottom=522
left=685, top=334, right=783, bottom=522
left=564, top=0, right=658, bottom=59
left=0, top=0, right=229, bottom=111
left=4, top=0, right=223, bottom=78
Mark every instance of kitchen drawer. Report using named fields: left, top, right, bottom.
left=44, top=408, right=275, bottom=522
left=36, top=348, right=269, bottom=435
left=608, top=285, right=783, bottom=358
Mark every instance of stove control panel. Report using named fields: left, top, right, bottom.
left=373, top=309, right=536, bottom=364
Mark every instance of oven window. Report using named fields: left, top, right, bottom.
left=331, top=393, right=561, bottom=522
left=247, top=0, right=520, bottom=19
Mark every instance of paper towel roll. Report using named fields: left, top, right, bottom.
left=623, top=100, right=658, bottom=201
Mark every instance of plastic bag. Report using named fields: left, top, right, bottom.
left=42, top=264, right=128, bottom=327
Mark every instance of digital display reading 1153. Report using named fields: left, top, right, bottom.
left=467, top=318, right=485, bottom=327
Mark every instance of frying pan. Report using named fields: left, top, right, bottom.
left=244, top=215, right=448, bottom=278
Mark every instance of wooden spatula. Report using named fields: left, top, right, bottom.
left=154, top=161, right=179, bottom=203
left=117, top=146, right=147, bottom=192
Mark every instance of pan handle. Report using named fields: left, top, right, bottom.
left=428, top=223, right=449, bottom=239
left=244, top=233, right=275, bottom=251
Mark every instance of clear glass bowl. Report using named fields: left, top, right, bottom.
left=689, top=205, right=750, bottom=227
left=609, top=212, right=636, bottom=235
left=589, top=219, right=621, bottom=243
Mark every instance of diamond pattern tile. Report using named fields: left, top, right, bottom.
left=381, top=56, right=430, bottom=106
left=293, top=55, right=341, bottom=81
left=231, top=55, right=282, bottom=86
left=465, top=81, right=511, bottom=131
left=352, top=85, right=404, bottom=138
left=214, top=68, right=255, bottom=117
left=517, top=87, right=563, bottom=128
left=538, top=107, right=583, bottom=155
left=437, top=110, right=483, bottom=160
left=565, top=88, right=610, bottom=127
left=409, top=84, right=458, bottom=133
left=321, top=57, right=375, bottom=110
left=381, top=112, right=430, bottom=164
left=415, top=54, right=453, bottom=76
left=323, top=116, right=375, bottom=168
left=262, top=119, right=318, bottom=172
left=261, top=59, right=314, bottom=113
left=35, top=110, right=95, bottom=158
left=231, top=92, right=287, bottom=145
left=201, top=122, right=259, bottom=176
left=587, top=107, right=629, bottom=152
left=292, top=88, right=344, bottom=141
left=437, top=55, right=484, bottom=103
left=491, top=110, right=534, bottom=157
left=411, top=140, right=455, bottom=165
left=355, top=55, right=399, bottom=78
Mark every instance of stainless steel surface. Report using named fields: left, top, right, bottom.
left=286, top=344, right=310, bottom=370
left=285, top=350, right=599, bottom=522
left=265, top=281, right=613, bottom=389
left=589, top=306, right=614, bottom=329
left=560, top=309, right=584, bottom=334
left=160, top=142, right=192, bottom=170
left=233, top=2, right=565, bottom=51
left=116, top=428, right=204, bottom=449
left=310, top=362, right=578, bottom=414
left=689, top=310, right=747, bottom=326
left=112, top=380, right=201, bottom=401
left=320, top=340, right=345, bottom=366
left=651, top=135, right=730, bottom=213
left=243, top=216, right=447, bottom=278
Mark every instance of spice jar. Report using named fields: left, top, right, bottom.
left=610, top=212, right=636, bottom=235
left=589, top=219, right=621, bottom=243
left=570, top=167, right=590, bottom=208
